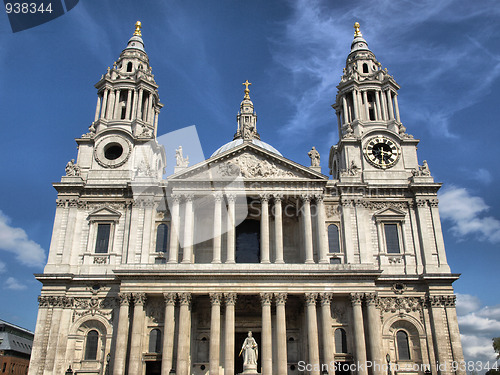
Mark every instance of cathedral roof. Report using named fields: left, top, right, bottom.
left=211, top=139, right=282, bottom=157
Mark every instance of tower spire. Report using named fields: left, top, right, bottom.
left=242, top=80, right=252, bottom=99
left=134, top=21, right=142, bottom=36
left=353, top=22, right=362, bottom=37
left=234, top=80, right=260, bottom=141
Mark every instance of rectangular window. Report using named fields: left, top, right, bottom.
left=384, top=224, right=400, bottom=253
left=95, top=224, right=111, bottom=253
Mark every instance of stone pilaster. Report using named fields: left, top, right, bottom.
left=161, top=293, right=176, bottom=375
left=113, top=293, right=131, bottom=375
left=320, top=293, right=334, bottom=375
left=224, top=293, right=237, bottom=375
left=209, top=293, right=223, bottom=375
left=275, top=293, right=288, bottom=375
left=365, top=293, right=383, bottom=375
left=350, top=293, right=367, bottom=375
left=129, top=293, right=147, bottom=375
left=305, top=293, right=320, bottom=375
left=176, top=293, right=192, bottom=375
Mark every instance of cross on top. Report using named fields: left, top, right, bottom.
left=242, top=80, right=252, bottom=98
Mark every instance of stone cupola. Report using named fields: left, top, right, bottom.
left=234, top=80, right=260, bottom=141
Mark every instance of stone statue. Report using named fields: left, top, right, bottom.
left=239, top=331, right=258, bottom=372
left=242, top=121, right=255, bottom=141
left=308, top=147, right=320, bottom=167
left=175, top=146, right=189, bottom=168
left=65, top=159, right=80, bottom=177
left=412, top=160, right=431, bottom=177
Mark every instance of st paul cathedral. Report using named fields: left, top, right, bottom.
left=28, top=22, right=465, bottom=375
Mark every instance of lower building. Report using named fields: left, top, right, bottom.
left=0, top=320, right=34, bottom=375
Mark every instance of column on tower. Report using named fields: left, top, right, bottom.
left=315, top=196, right=329, bottom=263
left=342, top=96, right=349, bottom=124
left=113, top=293, right=131, bottom=375
left=226, top=195, right=236, bottom=263
left=209, top=293, right=222, bottom=375
left=168, top=195, right=180, bottom=263
left=94, top=93, right=102, bottom=122
left=305, top=293, right=320, bottom=375
left=365, top=293, right=383, bottom=375
left=113, top=89, right=121, bottom=119
left=362, top=91, right=370, bottom=121
left=275, top=293, right=288, bottom=375
left=260, top=293, right=273, bottom=375
left=260, top=194, right=270, bottom=263
left=273, top=195, right=284, bottom=263
left=106, top=89, right=115, bottom=120
left=352, top=89, right=359, bottom=120
left=393, top=94, right=401, bottom=122
left=161, top=293, right=177, bottom=375
left=182, top=194, right=194, bottom=263
left=375, top=90, right=382, bottom=120
left=154, top=108, right=159, bottom=135
left=350, top=293, right=367, bottom=375
left=144, top=93, right=151, bottom=122
left=386, top=89, right=394, bottom=120
left=129, top=293, right=147, bottom=375
left=137, top=88, right=144, bottom=120
left=125, top=89, right=133, bottom=120
left=414, top=199, right=437, bottom=271
left=176, top=293, right=192, bottom=375
left=100, top=89, right=109, bottom=119
left=302, top=195, right=314, bottom=264
left=429, top=200, right=449, bottom=269
left=224, top=293, right=237, bottom=375
left=131, top=88, right=138, bottom=119
left=212, top=193, right=222, bottom=263
left=380, top=90, right=388, bottom=121
left=319, top=293, right=334, bottom=375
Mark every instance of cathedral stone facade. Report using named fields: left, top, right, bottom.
left=29, top=22, right=465, bottom=375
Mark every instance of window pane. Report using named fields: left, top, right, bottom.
left=85, top=330, right=99, bottom=360
left=235, top=220, right=260, bottom=263
left=149, top=329, right=162, bottom=353
left=334, top=328, right=347, bottom=353
left=95, top=224, right=111, bottom=253
left=384, top=224, right=400, bottom=253
left=328, top=224, right=341, bottom=253
left=397, top=330, right=410, bottom=360
left=155, top=224, right=168, bottom=252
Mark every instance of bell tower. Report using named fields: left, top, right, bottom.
left=74, top=21, right=165, bottom=183
left=329, top=23, right=422, bottom=183
left=234, top=80, right=260, bottom=141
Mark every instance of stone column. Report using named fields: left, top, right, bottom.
left=444, top=296, right=465, bottom=375
left=393, top=94, right=401, bottom=122
left=125, top=89, right=133, bottom=120
left=316, top=196, right=329, bottom=263
left=113, top=89, right=121, bottom=119
left=375, top=90, right=382, bottom=120
left=137, top=88, right=144, bottom=120
left=365, top=293, right=383, bottom=375
left=428, top=296, right=452, bottom=375
left=226, top=195, right=236, bottom=263
left=94, top=94, right=102, bottom=122
left=275, top=293, right=288, bottom=375
left=212, top=193, right=222, bottom=263
left=224, top=293, right=237, bottom=375
left=302, top=195, right=314, bottom=264
left=113, top=293, right=131, bottom=375
left=168, top=195, right=180, bottom=263
left=177, top=293, right=192, bottom=375
left=380, top=91, right=388, bottom=121
left=161, top=293, right=176, bottom=375
left=342, top=96, right=349, bottom=124
left=260, top=293, right=273, bottom=375
left=129, top=293, right=147, bottom=375
left=131, top=88, right=138, bottom=120
left=274, top=195, right=284, bottom=263
left=106, top=89, right=115, bottom=120
left=182, top=194, right=194, bottom=263
left=386, top=90, right=394, bottom=120
left=209, top=293, right=223, bottom=375
left=143, top=93, right=150, bottom=121
left=43, top=298, right=63, bottom=375
left=350, top=293, right=367, bottom=375
left=429, top=199, right=450, bottom=270
left=362, top=91, right=370, bottom=120
left=320, top=293, right=334, bottom=375
left=154, top=108, right=159, bottom=136
left=260, top=195, right=270, bottom=263
left=305, top=293, right=320, bottom=375
left=100, top=89, right=109, bottom=119
left=352, top=90, right=359, bottom=120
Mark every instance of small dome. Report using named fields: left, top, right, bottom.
left=124, top=35, right=145, bottom=53
left=211, top=139, right=282, bottom=157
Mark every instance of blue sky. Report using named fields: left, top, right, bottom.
left=0, top=0, right=499, bottom=366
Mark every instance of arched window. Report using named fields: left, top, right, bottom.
left=85, top=330, right=99, bottom=360
left=127, top=62, right=133, bottom=72
left=363, top=63, right=369, bottom=73
left=328, top=224, right=341, bottom=253
left=235, top=219, right=260, bottom=263
left=149, top=329, right=162, bottom=353
left=396, top=330, right=410, bottom=360
left=155, top=224, right=169, bottom=252
left=334, top=328, right=347, bottom=353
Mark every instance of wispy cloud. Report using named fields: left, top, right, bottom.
left=0, top=261, right=6, bottom=274
left=439, top=186, right=500, bottom=243
left=457, top=293, right=500, bottom=364
left=5, top=277, right=27, bottom=291
left=0, top=210, right=46, bottom=267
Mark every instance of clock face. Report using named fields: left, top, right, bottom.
left=364, top=136, right=400, bottom=169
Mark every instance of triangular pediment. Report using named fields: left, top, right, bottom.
left=373, top=207, right=406, bottom=221
left=87, top=206, right=122, bottom=222
left=168, top=142, right=328, bottom=182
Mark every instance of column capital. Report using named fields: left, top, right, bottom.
left=305, top=292, right=318, bottom=305
left=260, top=292, right=273, bottom=306
left=319, top=292, right=333, bottom=306
left=274, top=292, right=288, bottom=305
left=300, top=194, right=312, bottom=202
left=444, top=295, right=457, bottom=307
left=118, top=293, right=132, bottom=306
left=349, top=292, right=363, bottom=306
left=224, top=292, right=237, bottom=305
left=259, top=193, right=271, bottom=202
left=314, top=194, right=325, bottom=203
left=133, top=293, right=147, bottom=306
left=171, top=194, right=182, bottom=203
left=163, top=292, right=177, bottom=305
left=183, top=193, right=194, bottom=202
left=209, top=292, right=223, bottom=305
left=213, top=192, right=223, bottom=202
left=178, top=292, right=192, bottom=306
left=365, top=292, right=379, bottom=307
left=273, top=194, right=283, bottom=202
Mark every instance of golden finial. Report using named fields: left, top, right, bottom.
left=242, top=80, right=252, bottom=99
left=134, top=21, right=142, bottom=36
left=354, top=22, right=362, bottom=37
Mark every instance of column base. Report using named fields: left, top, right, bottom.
left=260, top=260, right=271, bottom=264
left=167, top=260, right=178, bottom=264
left=181, top=260, right=191, bottom=264
left=225, top=260, right=236, bottom=264
left=319, top=260, right=329, bottom=264
left=305, top=260, right=315, bottom=264
left=274, top=260, right=285, bottom=264
left=211, top=260, right=222, bottom=264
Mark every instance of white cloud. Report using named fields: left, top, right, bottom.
left=0, top=210, right=46, bottom=267
left=4, top=277, right=27, bottom=291
left=456, top=294, right=500, bottom=366
left=439, top=186, right=500, bottom=243
left=0, top=261, right=5, bottom=274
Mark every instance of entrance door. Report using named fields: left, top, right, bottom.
left=235, top=331, right=261, bottom=375
left=145, top=361, right=162, bottom=375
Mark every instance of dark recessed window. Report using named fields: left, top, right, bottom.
left=95, top=224, right=111, bottom=253
left=104, top=144, right=123, bottom=160
left=397, top=330, right=410, bottom=360
left=328, top=224, right=341, bottom=253
left=127, top=62, right=133, bottom=72
left=363, top=63, right=369, bottom=73
left=384, top=224, right=400, bottom=254
left=155, top=224, right=169, bottom=252
left=235, top=219, right=260, bottom=263
left=335, top=328, right=347, bottom=353
left=85, top=330, right=99, bottom=360
left=149, top=329, right=162, bottom=353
